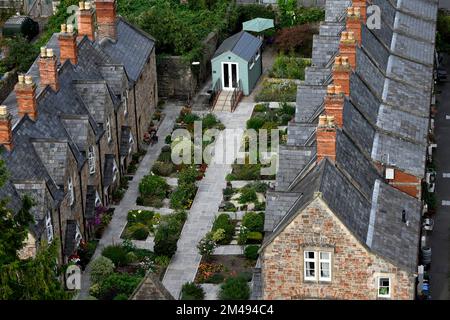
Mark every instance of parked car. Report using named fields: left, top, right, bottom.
left=426, top=170, right=436, bottom=193
left=1, top=15, right=39, bottom=41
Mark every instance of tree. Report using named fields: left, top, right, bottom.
left=0, top=36, right=39, bottom=73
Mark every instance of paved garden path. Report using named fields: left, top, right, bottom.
left=162, top=102, right=254, bottom=299
left=76, top=104, right=182, bottom=299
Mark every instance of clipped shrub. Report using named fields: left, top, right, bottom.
left=96, top=273, right=142, bottom=300
left=154, top=255, right=171, bottom=268
left=246, top=117, right=266, bottom=131
left=181, top=282, right=205, bottom=300
left=127, top=210, right=155, bottom=225
left=242, top=212, right=265, bottom=233
left=125, top=251, right=138, bottom=264
left=219, top=276, right=250, bottom=300
left=246, top=231, right=263, bottom=244
left=113, top=293, right=129, bottom=300
left=90, top=256, right=115, bottom=284
left=154, top=224, right=178, bottom=257
left=202, top=113, right=221, bottom=129
left=212, top=214, right=235, bottom=244
left=238, top=271, right=254, bottom=282
left=128, top=223, right=150, bottom=240
left=253, top=103, right=269, bottom=113
left=139, top=175, right=170, bottom=198
left=212, top=228, right=226, bottom=243
left=102, top=245, right=129, bottom=267
left=238, top=187, right=258, bottom=204
left=207, top=273, right=225, bottom=284
left=244, top=245, right=260, bottom=261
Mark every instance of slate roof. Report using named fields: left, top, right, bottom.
left=103, top=154, right=116, bottom=188
left=98, top=17, right=155, bottom=82
left=120, top=126, right=131, bottom=156
left=64, top=220, right=77, bottom=256
left=212, top=31, right=262, bottom=61
left=130, top=272, right=174, bottom=300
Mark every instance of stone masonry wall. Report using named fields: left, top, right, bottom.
left=261, top=196, right=415, bottom=300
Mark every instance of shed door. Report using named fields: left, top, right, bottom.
left=222, top=62, right=238, bottom=90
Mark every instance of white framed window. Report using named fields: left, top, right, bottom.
left=112, top=159, right=119, bottom=183
left=123, top=91, right=129, bottom=116
left=304, top=251, right=316, bottom=281
left=106, top=117, right=112, bottom=143
left=304, top=250, right=332, bottom=282
left=88, top=145, right=96, bottom=174
left=68, top=177, right=74, bottom=206
left=378, top=277, right=391, bottom=298
left=319, top=252, right=332, bottom=281
left=75, top=224, right=82, bottom=247
left=255, top=48, right=261, bottom=61
left=45, top=211, right=53, bottom=243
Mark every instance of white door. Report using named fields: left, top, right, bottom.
left=222, top=62, right=239, bottom=91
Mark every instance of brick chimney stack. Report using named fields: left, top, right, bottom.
left=59, top=24, right=78, bottom=65
left=39, top=47, right=59, bottom=92
left=352, top=0, right=367, bottom=23
left=346, top=7, right=362, bottom=45
left=0, top=105, right=13, bottom=151
left=95, top=0, right=117, bottom=41
left=317, top=115, right=337, bottom=162
left=333, top=56, right=351, bottom=96
left=78, top=1, right=95, bottom=41
left=339, top=31, right=357, bottom=69
left=15, top=75, right=38, bottom=120
left=324, top=85, right=345, bottom=128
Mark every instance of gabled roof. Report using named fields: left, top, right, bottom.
left=131, top=272, right=174, bottom=300
left=213, top=31, right=262, bottom=61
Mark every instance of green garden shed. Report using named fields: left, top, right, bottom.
left=211, top=31, right=263, bottom=96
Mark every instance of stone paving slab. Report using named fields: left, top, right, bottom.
left=162, top=102, right=254, bottom=299
left=214, top=245, right=244, bottom=255
left=201, top=284, right=220, bottom=300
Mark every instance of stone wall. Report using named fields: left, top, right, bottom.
left=261, top=196, right=415, bottom=300
left=157, top=31, right=218, bottom=100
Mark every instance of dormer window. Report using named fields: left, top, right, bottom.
left=106, top=117, right=112, bottom=143
left=88, top=145, right=96, bottom=174
left=68, top=176, right=74, bottom=206
left=45, top=211, right=53, bottom=243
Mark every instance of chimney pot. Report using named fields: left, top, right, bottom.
left=67, top=24, right=74, bottom=33
left=341, top=31, right=348, bottom=41
left=18, top=74, right=25, bottom=84
left=327, top=85, right=335, bottom=95
left=61, top=24, right=67, bottom=33
left=79, top=1, right=85, bottom=10
left=326, top=115, right=335, bottom=127
left=15, top=74, right=38, bottom=120
left=347, top=7, right=354, bottom=16
left=85, top=1, right=91, bottom=9
left=24, top=75, right=33, bottom=85
left=347, top=31, right=355, bottom=41
left=354, top=7, right=361, bottom=17
left=40, top=46, right=47, bottom=57
left=46, top=48, right=54, bottom=57
left=334, top=85, right=342, bottom=94
left=335, top=56, right=342, bottom=65
left=0, top=105, right=8, bottom=116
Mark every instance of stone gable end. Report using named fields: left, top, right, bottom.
left=261, top=196, right=415, bottom=300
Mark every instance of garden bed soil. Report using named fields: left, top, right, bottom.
left=194, top=255, right=256, bottom=284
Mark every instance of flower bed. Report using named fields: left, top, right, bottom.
left=136, top=174, right=171, bottom=208
left=254, top=79, right=298, bottom=103
left=194, top=255, right=255, bottom=285
left=93, top=207, right=115, bottom=239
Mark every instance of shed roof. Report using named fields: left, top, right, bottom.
left=213, top=31, right=262, bottom=61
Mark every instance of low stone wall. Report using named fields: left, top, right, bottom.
left=156, top=31, right=219, bottom=100
left=0, top=69, right=17, bottom=103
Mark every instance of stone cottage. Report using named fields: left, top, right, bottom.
left=255, top=0, right=437, bottom=300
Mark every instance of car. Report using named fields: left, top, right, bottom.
left=423, top=218, right=434, bottom=231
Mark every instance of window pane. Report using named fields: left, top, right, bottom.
left=320, top=263, right=330, bottom=278
left=320, top=252, right=330, bottom=260
left=305, top=261, right=315, bottom=277
left=305, top=251, right=315, bottom=259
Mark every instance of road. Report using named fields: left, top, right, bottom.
left=429, top=52, right=450, bottom=300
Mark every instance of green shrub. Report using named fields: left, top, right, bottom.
left=154, top=255, right=171, bottom=268
left=255, top=79, right=297, bottom=102
left=242, top=212, right=265, bottom=233
left=202, top=113, right=221, bottom=130
left=128, top=223, right=150, bottom=240
left=230, top=163, right=262, bottom=180
left=253, top=103, right=269, bottom=113
left=157, top=149, right=173, bottom=163
left=153, top=211, right=186, bottom=258
left=212, top=228, right=226, bottom=243
left=246, top=231, right=263, bottom=244
left=252, top=182, right=268, bottom=194
left=127, top=210, right=155, bottom=225
left=178, top=166, right=199, bottom=185
left=238, top=271, right=254, bottom=282
left=102, top=245, right=129, bottom=267
left=212, top=214, right=235, bottom=244
left=139, top=175, right=170, bottom=198
left=219, top=276, right=250, bottom=300
left=197, top=232, right=217, bottom=260
left=244, top=245, right=260, bottom=261
left=238, top=187, right=258, bottom=204
left=246, top=117, right=266, bottom=131
left=125, top=251, right=138, bottom=264
left=165, top=135, right=172, bottom=144
left=152, top=161, right=175, bottom=176
left=90, top=256, right=115, bottom=284
left=269, top=55, right=311, bottom=80
left=181, top=282, right=205, bottom=300
left=96, top=273, right=142, bottom=300
left=113, top=293, right=129, bottom=300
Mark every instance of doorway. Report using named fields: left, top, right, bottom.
left=222, top=62, right=238, bottom=90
